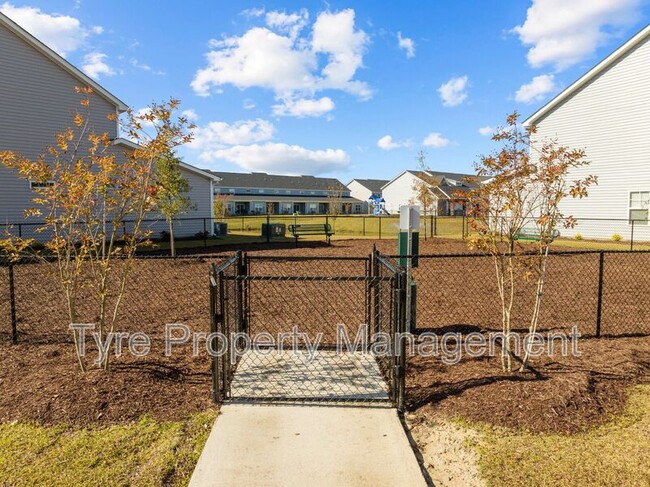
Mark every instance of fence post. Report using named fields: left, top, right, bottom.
left=379, top=216, right=382, bottom=240
left=9, top=263, right=17, bottom=344
left=266, top=213, right=271, bottom=243
left=18, top=224, right=22, bottom=239
left=630, top=220, right=635, bottom=251
left=235, top=251, right=247, bottom=334
left=203, top=218, right=208, bottom=248
left=595, top=252, right=605, bottom=338
left=209, top=265, right=220, bottom=403
left=395, top=270, right=407, bottom=412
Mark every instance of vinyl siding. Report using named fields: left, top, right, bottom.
left=531, top=33, right=650, bottom=240
left=382, top=173, right=419, bottom=214
left=347, top=180, right=371, bottom=213
left=0, top=21, right=118, bottom=223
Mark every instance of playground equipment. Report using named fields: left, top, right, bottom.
left=368, top=194, right=389, bottom=216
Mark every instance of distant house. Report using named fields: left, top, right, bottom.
left=381, top=170, right=480, bottom=215
left=209, top=171, right=364, bottom=215
left=0, top=11, right=219, bottom=238
left=347, top=179, right=389, bottom=213
left=524, top=24, right=650, bottom=240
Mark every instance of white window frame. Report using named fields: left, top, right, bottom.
left=628, top=190, right=650, bottom=225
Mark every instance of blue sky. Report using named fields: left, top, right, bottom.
left=2, top=0, right=649, bottom=181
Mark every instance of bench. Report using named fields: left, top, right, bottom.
left=514, top=228, right=560, bottom=243
left=288, top=223, right=334, bottom=247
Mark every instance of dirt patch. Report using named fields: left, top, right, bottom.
left=407, top=336, right=650, bottom=433
left=406, top=414, right=484, bottom=487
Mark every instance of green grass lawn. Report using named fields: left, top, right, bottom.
left=221, top=215, right=466, bottom=239
left=470, top=385, right=650, bottom=486
left=0, top=410, right=217, bottom=486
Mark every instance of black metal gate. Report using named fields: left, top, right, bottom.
left=209, top=251, right=407, bottom=410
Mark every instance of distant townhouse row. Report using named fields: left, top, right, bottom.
left=209, top=171, right=364, bottom=215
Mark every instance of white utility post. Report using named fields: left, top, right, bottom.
left=399, top=205, right=419, bottom=333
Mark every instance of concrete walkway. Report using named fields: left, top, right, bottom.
left=189, top=403, right=427, bottom=487
left=230, top=350, right=389, bottom=400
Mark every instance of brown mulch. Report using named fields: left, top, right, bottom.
left=407, top=336, right=650, bottom=433
left=0, top=342, right=212, bottom=426
left=1, top=238, right=649, bottom=430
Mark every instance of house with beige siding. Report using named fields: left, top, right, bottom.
left=524, top=24, right=650, bottom=241
left=0, top=11, right=219, bottom=239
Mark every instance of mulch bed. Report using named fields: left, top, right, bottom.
left=407, top=336, right=650, bottom=433
left=1, top=238, right=648, bottom=430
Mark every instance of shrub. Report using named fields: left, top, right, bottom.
left=194, top=230, right=210, bottom=239
left=159, top=230, right=171, bottom=241
left=574, top=234, right=583, bottom=240
left=611, top=234, right=623, bottom=242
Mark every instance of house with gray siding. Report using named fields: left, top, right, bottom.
left=210, top=171, right=363, bottom=215
left=524, top=24, right=650, bottom=242
left=0, top=11, right=218, bottom=239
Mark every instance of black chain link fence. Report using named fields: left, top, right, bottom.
left=0, top=255, right=220, bottom=346
left=395, top=250, right=650, bottom=338
left=209, top=253, right=405, bottom=405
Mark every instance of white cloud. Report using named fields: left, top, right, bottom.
left=514, top=74, right=557, bottom=103
left=397, top=32, right=415, bottom=58
left=81, top=52, right=115, bottom=79
left=200, top=142, right=349, bottom=175
left=189, top=119, right=275, bottom=152
left=512, top=0, right=641, bottom=71
left=191, top=27, right=316, bottom=97
left=377, top=135, right=412, bottom=150
left=240, top=7, right=265, bottom=19
left=437, top=75, right=469, bottom=107
left=181, top=109, right=198, bottom=122
left=478, top=126, right=494, bottom=136
left=272, top=97, right=335, bottom=118
left=0, top=2, right=102, bottom=57
left=191, top=8, right=371, bottom=114
left=243, top=99, right=256, bottom=110
left=130, top=58, right=165, bottom=75
left=265, top=9, right=309, bottom=39
left=312, top=9, right=371, bottom=99
left=422, top=132, right=451, bottom=148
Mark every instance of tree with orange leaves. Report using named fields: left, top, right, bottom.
left=466, top=112, right=597, bottom=372
left=0, top=88, right=193, bottom=371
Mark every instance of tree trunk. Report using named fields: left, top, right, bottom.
left=168, top=217, right=176, bottom=257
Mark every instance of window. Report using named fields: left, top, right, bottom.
left=30, top=181, right=54, bottom=189
left=629, top=191, right=649, bottom=224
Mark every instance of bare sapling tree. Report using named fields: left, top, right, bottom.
left=213, top=193, right=233, bottom=220
left=0, top=88, right=193, bottom=371
left=154, top=151, right=195, bottom=257
left=327, top=183, right=344, bottom=216
left=466, top=112, right=596, bottom=372
left=410, top=150, right=436, bottom=238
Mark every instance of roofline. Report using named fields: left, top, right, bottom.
left=523, top=23, right=650, bottom=127
left=111, top=139, right=221, bottom=181
left=0, top=11, right=129, bottom=112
